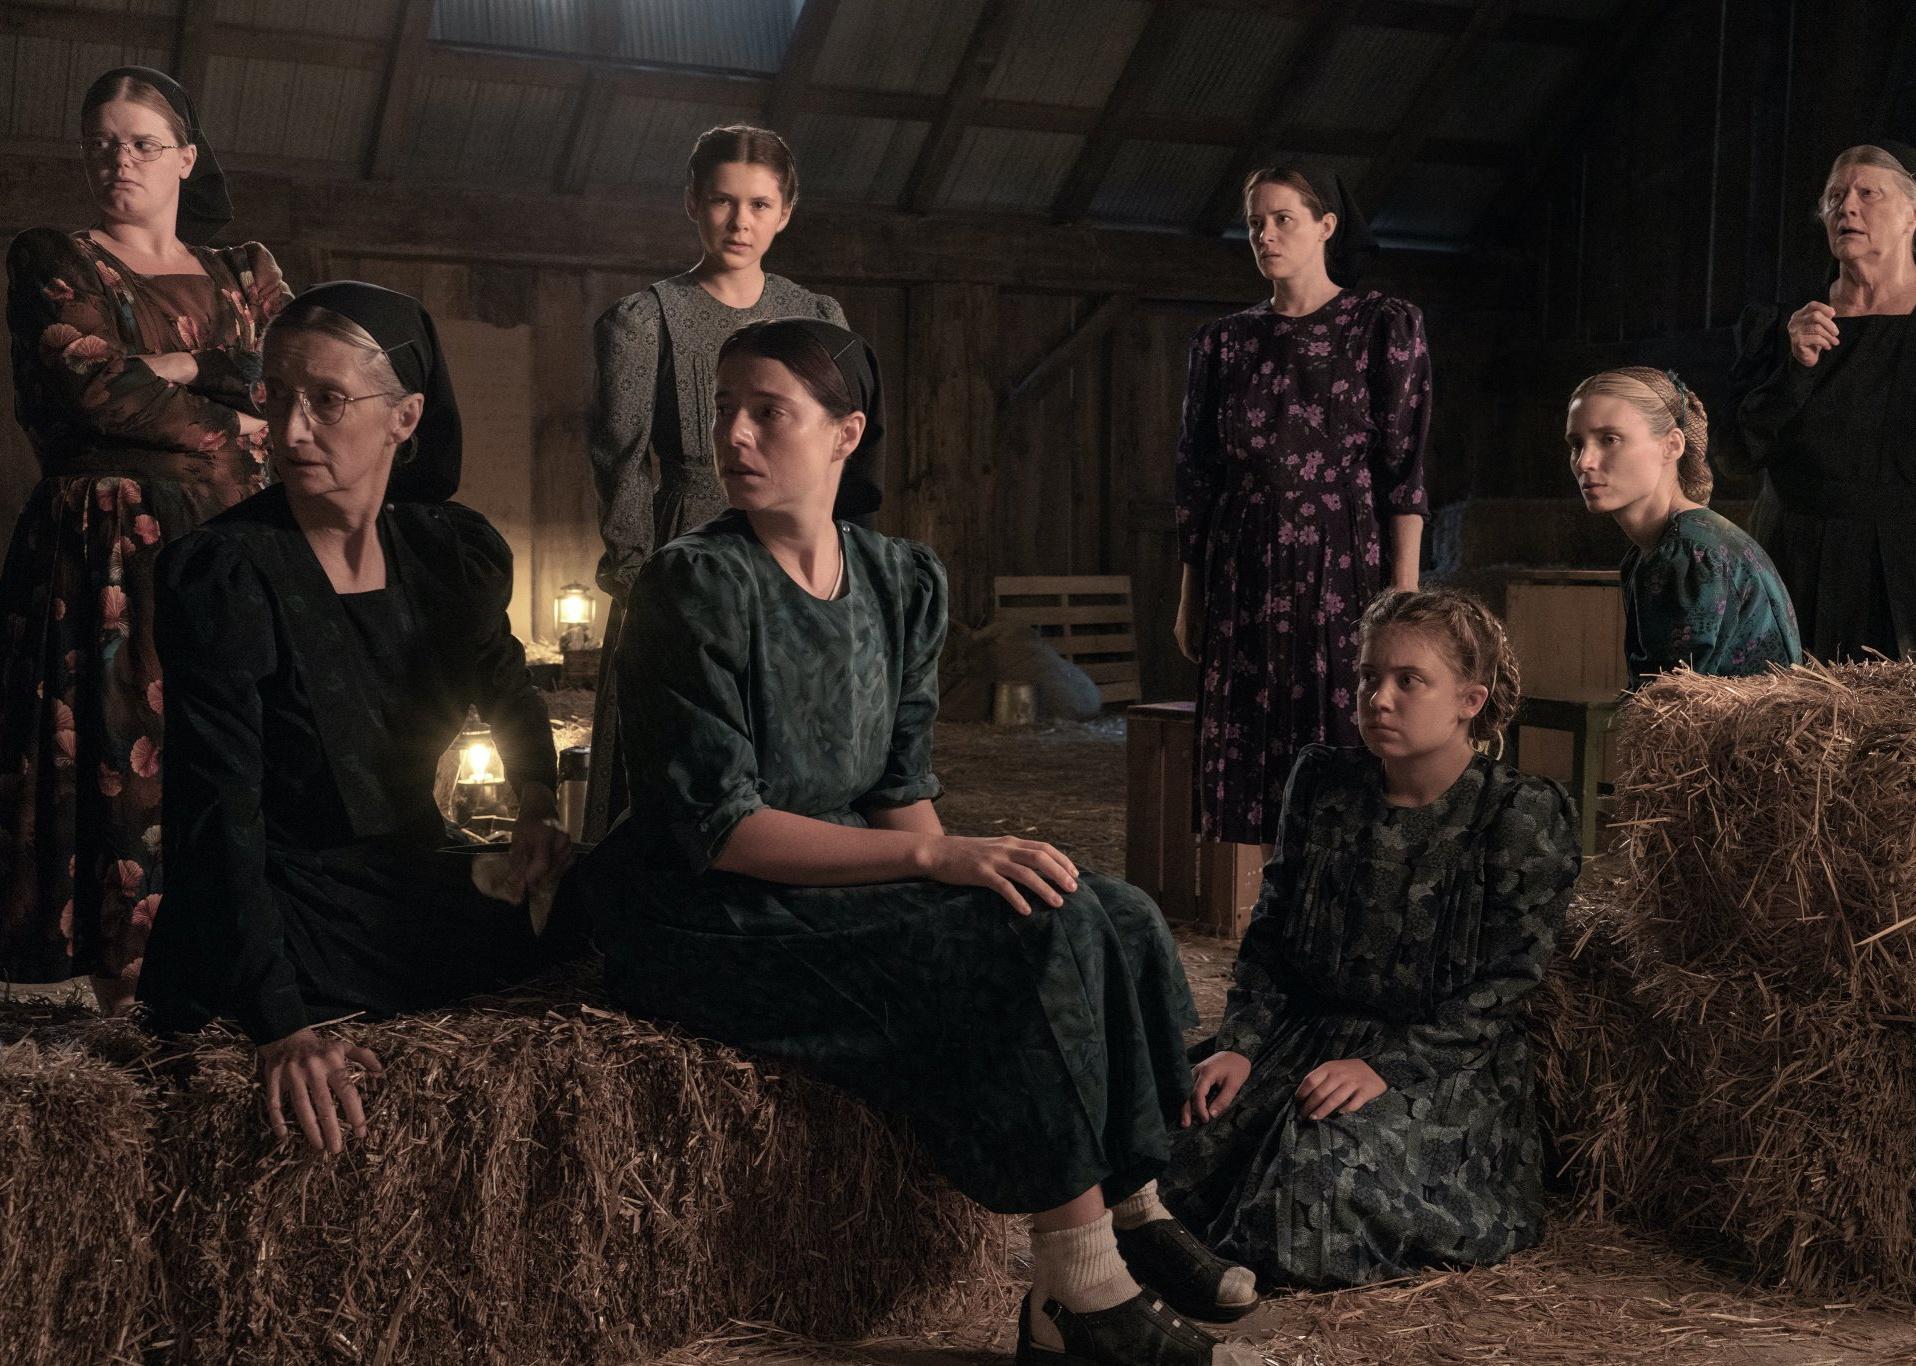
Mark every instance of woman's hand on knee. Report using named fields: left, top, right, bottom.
left=258, top=1027, right=385, bottom=1154
left=1182, top=1049, right=1250, bottom=1127
left=922, top=836, right=1078, bottom=915
left=1295, top=1058, right=1386, bottom=1122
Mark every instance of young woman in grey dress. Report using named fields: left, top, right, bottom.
left=569, top=320, right=1262, bottom=1366
left=1164, top=588, right=1580, bottom=1288
left=583, top=125, right=873, bottom=838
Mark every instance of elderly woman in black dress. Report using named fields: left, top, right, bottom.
left=1735, top=142, right=1916, bottom=660
left=138, top=283, right=571, bottom=1153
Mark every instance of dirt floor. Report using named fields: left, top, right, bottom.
left=664, top=719, right=1916, bottom=1366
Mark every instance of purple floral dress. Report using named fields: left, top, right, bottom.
left=1175, top=290, right=1431, bottom=845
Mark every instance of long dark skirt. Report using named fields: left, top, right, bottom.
left=578, top=855, right=1198, bottom=1215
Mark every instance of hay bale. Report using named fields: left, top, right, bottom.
left=1610, top=661, right=1916, bottom=1001
left=0, top=1035, right=156, bottom=1364
left=0, top=980, right=1008, bottom=1364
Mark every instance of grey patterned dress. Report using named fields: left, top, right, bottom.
left=584, top=272, right=847, bottom=839
left=567, top=513, right=1201, bottom=1213
left=1162, top=745, right=1579, bottom=1287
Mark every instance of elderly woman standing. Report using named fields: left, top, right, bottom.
left=582, top=124, right=867, bottom=839
left=138, top=283, right=572, bottom=1153
left=1734, top=143, right=1916, bottom=660
left=1174, top=165, right=1430, bottom=849
left=0, top=68, right=289, bottom=1009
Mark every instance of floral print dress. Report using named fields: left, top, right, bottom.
left=1621, top=507, right=1802, bottom=688
left=0, top=227, right=289, bottom=984
left=1175, top=290, right=1431, bottom=845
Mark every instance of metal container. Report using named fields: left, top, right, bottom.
left=556, top=745, right=591, bottom=840
left=992, top=680, right=1038, bottom=727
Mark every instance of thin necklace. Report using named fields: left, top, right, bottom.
left=828, top=536, right=846, bottom=599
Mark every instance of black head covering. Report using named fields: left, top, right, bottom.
left=280, top=281, right=462, bottom=502
left=723, top=318, right=884, bottom=518
left=1250, top=163, right=1378, bottom=287
left=83, top=66, right=231, bottom=245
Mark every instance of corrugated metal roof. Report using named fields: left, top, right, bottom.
left=1137, top=8, right=1303, bottom=120
left=1289, top=25, right=1449, bottom=134
left=1368, top=163, right=1505, bottom=244
left=1, top=35, right=174, bottom=141
left=811, top=0, right=984, bottom=96
left=584, top=95, right=763, bottom=190
left=431, top=0, right=588, bottom=52
left=936, top=125, right=1082, bottom=215
left=217, top=0, right=399, bottom=40
left=200, top=54, right=381, bottom=161
left=614, top=0, right=794, bottom=72
left=1090, top=139, right=1232, bottom=228
left=400, top=75, right=574, bottom=185
left=785, top=111, right=927, bottom=204
left=69, top=0, right=176, bottom=15
left=984, top=0, right=1151, bottom=109
left=1439, top=39, right=1581, bottom=143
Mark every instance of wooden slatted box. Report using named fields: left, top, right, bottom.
left=991, top=575, right=1141, bottom=706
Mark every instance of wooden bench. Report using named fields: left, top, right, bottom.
left=992, top=575, right=1141, bottom=707
left=1505, top=688, right=1623, bottom=855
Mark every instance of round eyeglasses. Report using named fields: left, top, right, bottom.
left=80, top=136, right=186, bottom=163
left=259, top=382, right=398, bottom=427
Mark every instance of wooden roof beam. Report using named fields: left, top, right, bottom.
left=1051, top=5, right=1194, bottom=222
left=554, top=0, right=626, bottom=194
left=172, top=0, right=215, bottom=96
left=1356, top=0, right=1513, bottom=216
left=1192, top=0, right=1360, bottom=234
left=900, top=0, right=1023, bottom=215
left=365, top=0, right=435, bottom=181
left=1000, top=294, right=1133, bottom=410
left=764, top=0, right=842, bottom=135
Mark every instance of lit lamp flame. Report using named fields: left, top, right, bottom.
left=457, top=734, right=503, bottom=786
left=555, top=582, right=595, bottom=651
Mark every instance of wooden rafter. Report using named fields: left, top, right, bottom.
left=364, top=0, right=435, bottom=181
left=1050, top=5, right=1194, bottom=223
left=1469, top=0, right=1677, bottom=248
left=1001, top=295, right=1133, bottom=410
left=764, top=0, right=842, bottom=135
left=901, top=0, right=1023, bottom=215
left=1355, top=0, right=1513, bottom=217
left=554, top=0, right=625, bottom=194
left=172, top=0, right=216, bottom=95
left=1192, top=0, right=1360, bottom=234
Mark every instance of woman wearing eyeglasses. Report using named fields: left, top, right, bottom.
left=138, top=282, right=575, bottom=1151
left=0, top=68, right=290, bottom=1009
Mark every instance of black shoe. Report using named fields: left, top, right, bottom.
left=1015, top=1290, right=1225, bottom=1365
left=1113, top=1219, right=1259, bottom=1323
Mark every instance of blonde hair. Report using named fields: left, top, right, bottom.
left=1358, top=587, right=1521, bottom=747
left=1568, top=365, right=1712, bottom=503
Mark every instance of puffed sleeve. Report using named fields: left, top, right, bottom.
left=1365, top=776, right=1580, bottom=1091
left=1364, top=296, right=1431, bottom=523
left=140, top=531, right=307, bottom=1044
left=1174, top=319, right=1227, bottom=568
left=1214, top=745, right=1329, bottom=1058
left=444, top=505, right=558, bottom=795
left=187, top=241, right=292, bottom=409
left=618, top=543, right=764, bottom=871
left=814, top=292, right=849, bottom=327
left=4, top=227, right=248, bottom=450
left=1630, top=536, right=1729, bottom=685
left=589, top=291, right=665, bottom=595
left=1728, top=302, right=1816, bottom=477
left=858, top=541, right=947, bottom=811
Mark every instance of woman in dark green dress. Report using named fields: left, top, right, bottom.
left=1567, top=366, right=1800, bottom=688
left=569, top=320, right=1259, bottom=1366
left=138, top=283, right=574, bottom=1154
left=1163, top=588, right=1580, bottom=1288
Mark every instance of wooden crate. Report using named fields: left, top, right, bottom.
left=1197, top=840, right=1262, bottom=942
left=1125, top=702, right=1196, bottom=922
left=994, top=574, right=1141, bottom=706
left=1503, top=570, right=1624, bottom=785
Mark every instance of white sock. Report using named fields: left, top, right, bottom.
left=1028, top=1213, right=1140, bottom=1349
left=1111, top=1182, right=1257, bottom=1309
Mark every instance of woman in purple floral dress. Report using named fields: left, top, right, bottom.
left=0, top=68, right=289, bottom=1008
left=1174, top=165, right=1431, bottom=847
